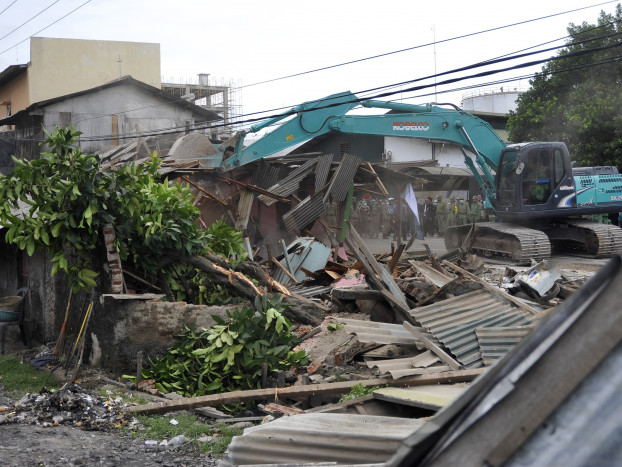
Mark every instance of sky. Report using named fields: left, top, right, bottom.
left=0, top=0, right=620, bottom=132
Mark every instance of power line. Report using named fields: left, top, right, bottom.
left=4, top=31, right=622, bottom=144
left=0, top=0, right=18, bottom=17
left=68, top=27, right=620, bottom=132
left=0, top=0, right=60, bottom=42
left=0, top=0, right=93, bottom=56
left=237, top=0, right=619, bottom=89
left=72, top=42, right=622, bottom=143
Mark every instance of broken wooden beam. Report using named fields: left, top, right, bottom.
left=126, top=368, right=485, bottom=415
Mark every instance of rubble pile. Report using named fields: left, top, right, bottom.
left=3, top=384, right=127, bottom=430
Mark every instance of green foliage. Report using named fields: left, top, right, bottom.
left=507, top=6, right=622, bottom=168
left=143, top=294, right=309, bottom=397
left=327, top=322, right=345, bottom=332
left=339, top=383, right=380, bottom=402
left=204, top=220, right=247, bottom=267
left=0, top=356, right=61, bottom=397
left=0, top=126, right=237, bottom=293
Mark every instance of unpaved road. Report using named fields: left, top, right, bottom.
left=0, top=393, right=219, bottom=467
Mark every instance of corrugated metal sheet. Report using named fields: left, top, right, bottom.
left=252, top=160, right=280, bottom=189
left=373, top=385, right=465, bottom=410
left=410, top=290, right=534, bottom=369
left=258, top=157, right=318, bottom=206
left=324, top=153, right=361, bottom=202
left=367, top=350, right=441, bottom=377
left=314, top=153, right=334, bottom=193
left=288, top=284, right=332, bottom=298
left=282, top=192, right=326, bottom=234
left=274, top=237, right=331, bottom=285
left=234, top=190, right=254, bottom=230
left=476, top=326, right=533, bottom=366
left=224, top=413, right=424, bottom=465
left=338, top=318, right=438, bottom=348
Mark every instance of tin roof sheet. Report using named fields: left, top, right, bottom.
left=224, top=413, right=424, bottom=465
left=476, top=326, right=533, bottom=366
left=410, top=290, right=534, bottom=369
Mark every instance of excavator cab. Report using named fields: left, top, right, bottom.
left=496, top=143, right=575, bottom=220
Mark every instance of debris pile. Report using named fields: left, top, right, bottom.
left=2, top=384, right=127, bottom=430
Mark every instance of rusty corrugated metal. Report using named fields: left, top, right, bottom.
left=224, top=413, right=424, bottom=465
left=324, top=153, right=361, bottom=202
left=314, top=153, right=334, bottom=193
left=234, top=190, right=254, bottom=230
left=410, top=290, right=534, bottom=369
left=476, top=326, right=533, bottom=366
left=282, top=192, right=325, bottom=234
left=258, top=157, right=318, bottom=206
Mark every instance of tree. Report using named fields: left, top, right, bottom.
left=0, top=127, right=240, bottom=293
left=507, top=5, right=622, bottom=168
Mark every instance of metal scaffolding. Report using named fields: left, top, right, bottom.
left=161, top=73, right=241, bottom=140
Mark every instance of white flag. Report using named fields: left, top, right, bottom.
left=402, top=183, right=420, bottom=223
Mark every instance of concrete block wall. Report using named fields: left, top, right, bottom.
left=89, top=296, right=239, bottom=374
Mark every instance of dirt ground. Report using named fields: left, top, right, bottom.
left=0, top=383, right=220, bottom=467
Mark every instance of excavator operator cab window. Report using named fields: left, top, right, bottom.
left=522, top=149, right=552, bottom=205
left=498, top=149, right=519, bottom=207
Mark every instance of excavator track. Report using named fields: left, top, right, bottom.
left=445, top=223, right=551, bottom=265
left=543, top=220, right=622, bottom=258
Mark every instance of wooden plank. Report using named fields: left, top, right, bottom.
left=181, top=176, right=229, bottom=207
left=442, top=260, right=539, bottom=315
left=388, top=244, right=406, bottom=273
left=127, top=368, right=485, bottom=415
left=409, top=260, right=454, bottom=288
left=346, top=221, right=409, bottom=310
left=403, top=322, right=462, bottom=371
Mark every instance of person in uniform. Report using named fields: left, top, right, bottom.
left=382, top=199, right=392, bottom=239
left=469, top=195, right=482, bottom=223
left=422, top=197, right=436, bottom=237
left=370, top=199, right=382, bottom=239
left=447, top=197, right=457, bottom=228
left=456, top=197, right=470, bottom=225
left=359, top=199, right=371, bottom=237
left=326, top=197, right=338, bottom=229
left=436, top=195, right=447, bottom=236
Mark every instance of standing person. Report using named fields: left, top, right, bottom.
left=370, top=199, right=382, bottom=239
left=436, top=195, right=447, bottom=237
left=456, top=197, right=470, bottom=225
left=447, top=197, right=457, bottom=228
left=423, top=197, right=436, bottom=237
left=469, top=195, right=482, bottom=223
left=326, top=197, right=338, bottom=228
left=381, top=199, right=391, bottom=239
left=359, top=199, right=371, bottom=237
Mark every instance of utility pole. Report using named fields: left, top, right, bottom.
left=117, top=55, right=123, bottom=77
